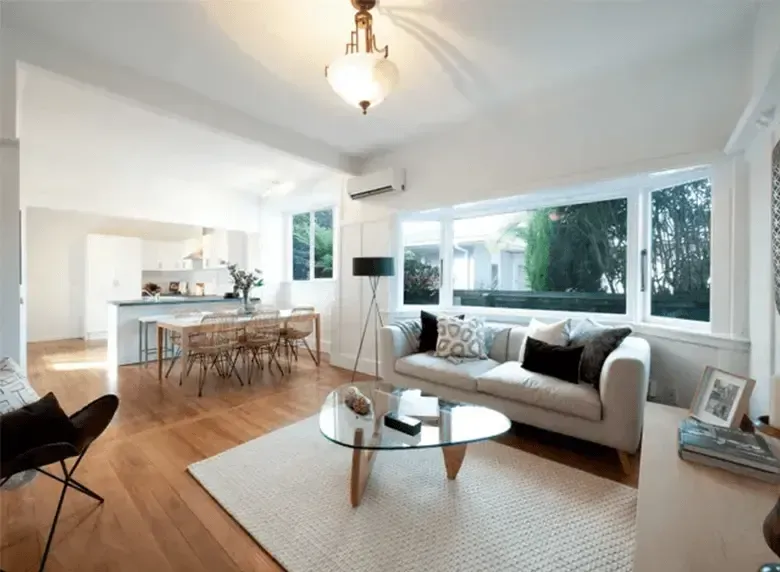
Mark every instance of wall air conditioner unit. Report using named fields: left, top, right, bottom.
left=347, top=168, right=405, bottom=200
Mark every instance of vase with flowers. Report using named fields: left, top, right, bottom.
left=227, top=264, right=264, bottom=313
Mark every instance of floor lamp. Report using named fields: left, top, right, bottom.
left=351, top=256, right=395, bottom=382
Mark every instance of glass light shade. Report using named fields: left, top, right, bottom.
left=327, top=52, right=399, bottom=113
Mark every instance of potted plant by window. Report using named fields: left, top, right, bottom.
left=227, top=264, right=264, bottom=312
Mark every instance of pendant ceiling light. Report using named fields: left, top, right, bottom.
left=325, top=0, right=399, bottom=115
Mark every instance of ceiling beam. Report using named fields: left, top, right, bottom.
left=5, top=27, right=359, bottom=175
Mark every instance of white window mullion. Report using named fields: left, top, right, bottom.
left=625, top=193, right=640, bottom=323
left=637, top=189, right=652, bottom=322
left=440, top=215, right=454, bottom=308
left=309, top=211, right=315, bottom=280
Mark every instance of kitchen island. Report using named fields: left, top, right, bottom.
left=107, top=296, right=242, bottom=373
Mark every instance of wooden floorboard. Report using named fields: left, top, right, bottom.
left=1, top=339, right=638, bottom=571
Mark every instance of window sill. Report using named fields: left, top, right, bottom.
left=290, top=278, right=337, bottom=284
left=631, top=322, right=748, bottom=351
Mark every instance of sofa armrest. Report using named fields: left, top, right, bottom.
left=379, top=325, right=416, bottom=380
left=599, top=336, right=651, bottom=453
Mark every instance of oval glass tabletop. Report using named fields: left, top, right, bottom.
left=319, top=381, right=511, bottom=450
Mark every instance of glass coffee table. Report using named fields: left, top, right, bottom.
left=319, top=381, right=511, bottom=507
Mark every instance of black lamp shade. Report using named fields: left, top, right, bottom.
left=353, top=257, right=395, bottom=277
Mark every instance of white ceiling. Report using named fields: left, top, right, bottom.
left=19, top=66, right=332, bottom=200
left=5, top=0, right=759, bottom=156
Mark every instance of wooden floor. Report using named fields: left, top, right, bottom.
left=1, top=339, right=638, bottom=572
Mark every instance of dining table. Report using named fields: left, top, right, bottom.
left=155, top=309, right=321, bottom=381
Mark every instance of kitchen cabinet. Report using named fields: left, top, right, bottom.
left=142, top=240, right=191, bottom=271
left=202, top=229, right=228, bottom=269
left=85, top=234, right=142, bottom=339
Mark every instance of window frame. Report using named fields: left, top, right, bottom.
left=396, top=166, right=712, bottom=332
left=290, top=207, right=337, bottom=282
left=638, top=170, right=712, bottom=332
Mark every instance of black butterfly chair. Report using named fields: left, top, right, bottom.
left=0, top=394, right=119, bottom=572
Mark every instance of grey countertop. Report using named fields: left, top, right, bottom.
left=109, top=295, right=243, bottom=307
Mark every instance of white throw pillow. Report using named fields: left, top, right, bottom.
left=517, top=318, right=570, bottom=363
left=435, top=316, right=487, bottom=359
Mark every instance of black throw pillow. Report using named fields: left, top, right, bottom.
left=568, top=319, right=632, bottom=388
left=522, top=337, right=584, bottom=384
left=0, top=393, right=79, bottom=465
left=419, top=311, right=464, bottom=352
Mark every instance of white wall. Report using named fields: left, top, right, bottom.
left=256, top=175, right=345, bottom=355
left=141, top=269, right=233, bottom=297
left=745, top=117, right=779, bottom=416
left=347, top=37, right=747, bottom=227
left=22, top=173, right=263, bottom=233
left=26, top=208, right=103, bottom=341
left=26, top=207, right=221, bottom=342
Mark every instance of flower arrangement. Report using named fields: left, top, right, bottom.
left=227, top=264, right=264, bottom=305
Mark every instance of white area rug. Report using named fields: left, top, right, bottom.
left=188, top=416, right=637, bottom=572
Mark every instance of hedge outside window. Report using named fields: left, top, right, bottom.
left=292, top=209, right=334, bottom=281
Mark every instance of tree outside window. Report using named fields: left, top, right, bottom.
left=292, top=209, right=334, bottom=281
left=650, top=179, right=711, bottom=321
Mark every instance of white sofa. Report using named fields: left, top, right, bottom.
left=379, top=322, right=651, bottom=457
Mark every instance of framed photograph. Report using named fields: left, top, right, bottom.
left=689, top=366, right=755, bottom=428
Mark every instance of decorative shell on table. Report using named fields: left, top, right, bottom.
left=344, top=386, right=372, bottom=416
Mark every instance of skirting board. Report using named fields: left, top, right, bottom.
left=330, top=354, right=381, bottom=377
left=84, top=331, right=108, bottom=341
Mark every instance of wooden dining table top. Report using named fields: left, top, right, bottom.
left=156, top=310, right=320, bottom=332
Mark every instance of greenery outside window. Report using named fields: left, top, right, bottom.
left=449, top=199, right=627, bottom=314
left=402, top=220, right=440, bottom=305
left=398, top=170, right=713, bottom=329
left=648, top=178, right=711, bottom=322
left=292, top=209, right=334, bottom=281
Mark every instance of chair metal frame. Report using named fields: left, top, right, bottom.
left=0, top=394, right=119, bottom=572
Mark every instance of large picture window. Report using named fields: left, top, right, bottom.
left=292, top=209, right=334, bottom=281
left=649, top=178, right=711, bottom=322
left=398, top=169, right=713, bottom=328
left=451, top=198, right=627, bottom=313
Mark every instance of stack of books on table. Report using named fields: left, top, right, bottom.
left=678, top=417, right=780, bottom=483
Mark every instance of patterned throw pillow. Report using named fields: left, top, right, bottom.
left=567, top=318, right=632, bottom=387
left=435, top=316, right=487, bottom=359
left=0, top=358, right=40, bottom=489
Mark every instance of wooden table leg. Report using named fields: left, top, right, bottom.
left=156, top=325, right=164, bottom=382
left=315, top=314, right=321, bottom=366
left=442, top=444, right=467, bottom=479
left=350, top=428, right=377, bottom=507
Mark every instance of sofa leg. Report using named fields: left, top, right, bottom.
left=617, top=450, right=632, bottom=475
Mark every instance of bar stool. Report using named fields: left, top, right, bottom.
left=137, top=314, right=173, bottom=366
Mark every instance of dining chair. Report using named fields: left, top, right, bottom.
left=281, top=306, right=318, bottom=371
left=164, top=310, right=206, bottom=381
left=241, top=309, right=285, bottom=382
left=188, top=313, right=244, bottom=396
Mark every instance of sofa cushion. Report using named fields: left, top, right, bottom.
left=522, top=337, right=584, bottom=384
left=395, top=353, right=500, bottom=392
left=485, top=324, right=512, bottom=362
left=476, top=362, right=602, bottom=421
left=568, top=318, right=632, bottom=388
left=420, top=311, right=464, bottom=353
left=518, top=318, right=570, bottom=364
left=435, top=316, right=487, bottom=359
